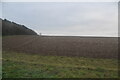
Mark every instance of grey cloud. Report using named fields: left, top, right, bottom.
left=2, top=2, right=118, bottom=37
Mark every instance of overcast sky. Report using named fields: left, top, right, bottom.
left=1, top=2, right=118, bottom=36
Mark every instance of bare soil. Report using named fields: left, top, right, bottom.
left=2, top=35, right=118, bottom=59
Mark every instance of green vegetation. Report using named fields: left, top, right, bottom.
left=3, top=51, right=118, bottom=78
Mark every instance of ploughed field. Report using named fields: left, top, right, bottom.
left=2, top=35, right=118, bottom=59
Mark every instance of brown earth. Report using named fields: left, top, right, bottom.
left=2, top=35, right=118, bottom=59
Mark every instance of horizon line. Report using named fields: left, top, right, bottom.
left=39, top=34, right=118, bottom=37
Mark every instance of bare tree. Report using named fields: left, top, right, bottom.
left=39, top=33, right=42, bottom=36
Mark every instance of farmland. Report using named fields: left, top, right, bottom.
left=2, top=35, right=118, bottom=78
left=2, top=51, right=118, bottom=78
left=3, top=35, right=118, bottom=58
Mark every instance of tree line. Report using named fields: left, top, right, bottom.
left=1, top=18, right=37, bottom=36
